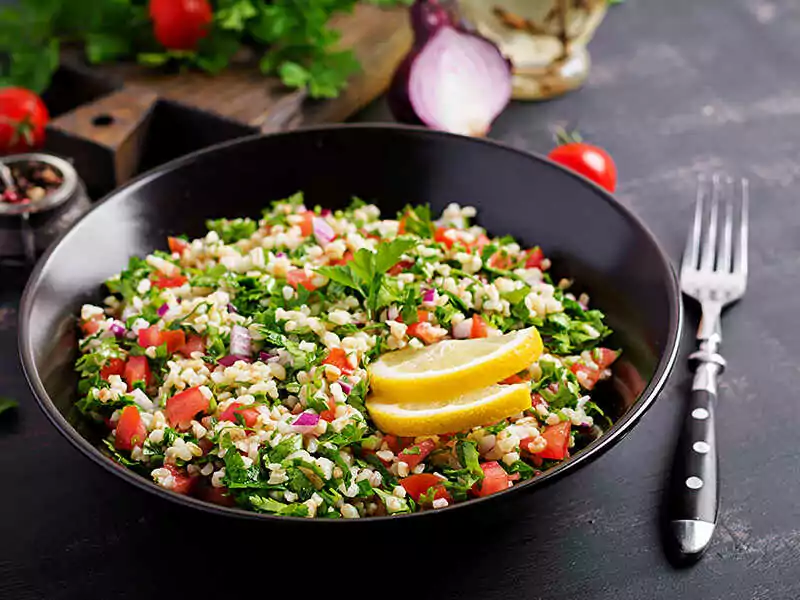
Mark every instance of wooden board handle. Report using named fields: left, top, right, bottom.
left=47, top=86, right=159, bottom=190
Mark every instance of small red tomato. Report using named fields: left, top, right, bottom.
left=149, top=0, right=213, bottom=51
left=0, top=87, right=49, bottom=154
left=548, top=143, right=617, bottom=193
left=115, top=405, right=147, bottom=451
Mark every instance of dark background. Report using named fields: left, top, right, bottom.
left=2, top=0, right=800, bottom=598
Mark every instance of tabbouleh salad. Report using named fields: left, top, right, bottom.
left=75, top=194, right=618, bottom=518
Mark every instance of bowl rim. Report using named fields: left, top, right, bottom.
left=18, top=123, right=683, bottom=524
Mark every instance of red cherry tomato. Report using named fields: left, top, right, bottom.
left=166, top=386, right=210, bottom=427
left=115, top=405, right=147, bottom=451
left=548, top=143, right=617, bottom=193
left=0, top=87, right=48, bottom=154
left=149, top=0, right=213, bottom=51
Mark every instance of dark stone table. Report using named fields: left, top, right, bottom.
left=2, top=0, right=799, bottom=598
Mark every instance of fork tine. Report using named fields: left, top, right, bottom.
left=718, top=177, right=734, bottom=272
left=734, top=178, right=749, bottom=276
left=700, top=174, right=721, bottom=271
left=683, top=177, right=705, bottom=270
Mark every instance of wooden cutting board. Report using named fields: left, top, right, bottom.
left=46, top=4, right=411, bottom=191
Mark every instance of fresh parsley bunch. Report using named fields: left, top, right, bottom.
left=0, top=0, right=410, bottom=99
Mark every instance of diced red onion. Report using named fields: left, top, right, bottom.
left=292, top=412, right=320, bottom=435
left=218, top=354, right=251, bottom=367
left=422, top=288, right=438, bottom=304
left=313, top=216, right=335, bottom=246
left=230, top=324, right=252, bottom=357
left=157, top=303, right=169, bottom=317
left=452, top=318, right=472, bottom=339
left=338, top=380, right=353, bottom=394
left=320, top=209, right=332, bottom=217
left=227, top=303, right=238, bottom=314
left=386, top=306, right=400, bottom=321
left=276, top=252, right=286, bottom=258
left=259, top=351, right=276, bottom=362
left=389, top=2, right=512, bottom=137
left=109, top=320, right=126, bottom=338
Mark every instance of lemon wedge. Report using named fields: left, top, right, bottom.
left=366, top=384, right=532, bottom=436
left=368, top=327, right=542, bottom=402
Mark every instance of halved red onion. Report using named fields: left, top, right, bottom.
left=230, top=324, right=252, bottom=357
left=157, top=303, right=169, bottom=317
left=292, top=411, right=320, bottom=434
left=313, top=216, right=335, bottom=246
left=218, top=354, right=251, bottom=367
left=109, top=321, right=126, bottom=338
left=452, top=318, right=472, bottom=339
left=389, top=2, right=512, bottom=137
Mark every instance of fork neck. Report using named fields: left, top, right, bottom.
left=696, top=300, right=722, bottom=350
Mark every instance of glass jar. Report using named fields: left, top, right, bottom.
left=458, top=0, right=608, bottom=100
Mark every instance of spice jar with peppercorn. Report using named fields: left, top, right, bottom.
left=0, top=153, right=91, bottom=265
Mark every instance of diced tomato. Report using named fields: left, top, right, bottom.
left=100, top=357, right=126, bottom=381
left=115, top=405, right=147, bottom=451
left=153, top=275, right=188, bottom=289
left=407, top=321, right=440, bottom=344
left=434, top=227, right=457, bottom=248
left=299, top=211, right=314, bottom=236
left=165, top=465, right=195, bottom=495
left=319, top=398, right=337, bottom=422
left=123, top=356, right=151, bottom=389
left=321, top=347, right=354, bottom=375
left=488, top=251, right=513, bottom=270
left=400, top=474, right=452, bottom=503
left=398, top=217, right=407, bottom=234
left=472, top=461, right=510, bottom=497
left=81, top=315, right=103, bottom=336
left=383, top=434, right=413, bottom=454
left=593, top=347, right=619, bottom=370
left=388, top=259, right=414, bottom=276
left=524, top=247, right=545, bottom=269
left=531, top=393, right=547, bottom=410
left=398, top=438, right=436, bottom=470
left=570, top=363, right=601, bottom=390
left=470, top=314, right=489, bottom=338
left=168, top=236, right=189, bottom=255
left=330, top=251, right=354, bottom=266
left=286, top=269, right=317, bottom=291
left=137, top=326, right=163, bottom=349
left=539, top=421, right=571, bottom=460
left=161, top=329, right=186, bottom=354
left=178, top=334, right=205, bottom=357
left=501, top=371, right=531, bottom=385
left=220, top=402, right=259, bottom=427
left=199, top=485, right=236, bottom=507
left=166, top=386, right=210, bottom=427
left=472, top=234, right=491, bottom=253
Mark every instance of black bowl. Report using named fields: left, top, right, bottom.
left=19, top=124, right=682, bottom=523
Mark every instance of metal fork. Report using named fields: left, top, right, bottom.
left=668, top=174, right=749, bottom=559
